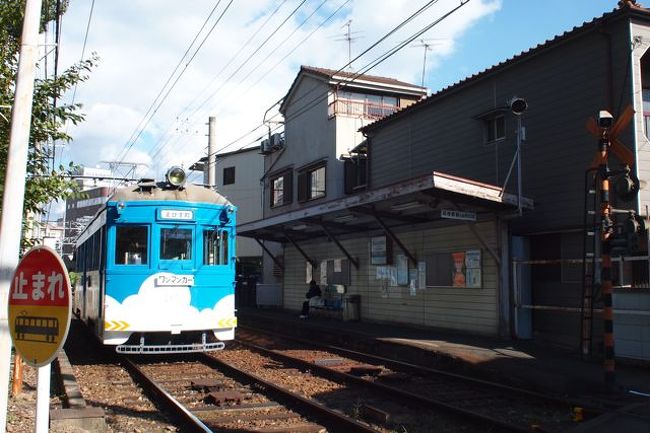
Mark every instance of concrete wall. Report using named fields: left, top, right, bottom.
left=216, top=149, right=263, bottom=258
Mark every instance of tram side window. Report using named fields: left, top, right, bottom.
left=89, top=231, right=101, bottom=270
left=76, top=243, right=85, bottom=272
left=160, top=228, right=192, bottom=260
left=115, top=226, right=149, bottom=265
left=203, top=229, right=228, bottom=265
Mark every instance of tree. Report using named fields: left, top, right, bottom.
left=0, top=0, right=98, bottom=247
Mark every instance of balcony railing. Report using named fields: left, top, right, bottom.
left=328, top=98, right=400, bottom=120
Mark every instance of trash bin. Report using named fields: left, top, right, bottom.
left=343, top=295, right=361, bottom=321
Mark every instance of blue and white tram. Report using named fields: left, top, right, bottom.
left=74, top=167, right=237, bottom=353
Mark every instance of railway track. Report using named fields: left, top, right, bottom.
left=121, top=354, right=383, bottom=433
left=232, top=326, right=596, bottom=433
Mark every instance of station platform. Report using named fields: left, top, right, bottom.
left=238, top=307, right=650, bottom=402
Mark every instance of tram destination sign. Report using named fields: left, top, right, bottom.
left=8, top=246, right=72, bottom=367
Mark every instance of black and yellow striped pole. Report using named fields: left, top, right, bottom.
left=597, top=144, right=616, bottom=390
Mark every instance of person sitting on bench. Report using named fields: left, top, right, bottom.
left=300, top=280, right=322, bottom=319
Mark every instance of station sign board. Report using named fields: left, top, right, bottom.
left=7, top=246, right=72, bottom=367
left=439, top=209, right=477, bottom=222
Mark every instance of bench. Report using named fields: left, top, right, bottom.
left=310, top=291, right=343, bottom=319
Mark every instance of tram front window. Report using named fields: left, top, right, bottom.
left=203, top=229, right=229, bottom=265
left=115, top=226, right=148, bottom=265
left=160, top=228, right=192, bottom=260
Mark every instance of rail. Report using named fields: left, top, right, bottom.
left=236, top=328, right=568, bottom=432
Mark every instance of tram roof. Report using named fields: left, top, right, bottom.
left=109, top=183, right=232, bottom=206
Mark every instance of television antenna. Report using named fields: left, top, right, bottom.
left=410, top=38, right=446, bottom=87
left=332, top=20, right=364, bottom=68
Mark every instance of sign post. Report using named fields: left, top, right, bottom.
left=8, top=246, right=71, bottom=433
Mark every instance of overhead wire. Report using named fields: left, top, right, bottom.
left=206, top=0, right=331, bottom=116
left=268, top=0, right=446, bottom=127
left=152, top=0, right=313, bottom=170
left=187, top=0, right=310, bottom=119
left=202, top=0, right=448, bottom=160
left=114, top=0, right=233, bottom=169
left=180, top=0, right=353, bottom=163
left=176, top=0, right=290, bottom=119
left=146, top=0, right=298, bottom=169
left=114, top=0, right=224, bottom=164
left=59, top=0, right=95, bottom=169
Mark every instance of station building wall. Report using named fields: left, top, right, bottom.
left=282, top=221, right=500, bottom=336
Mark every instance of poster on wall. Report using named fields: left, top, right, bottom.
left=371, top=236, right=391, bottom=265
left=306, top=262, right=313, bottom=283
left=464, top=249, right=482, bottom=288
left=396, top=254, right=408, bottom=286
left=451, top=252, right=466, bottom=287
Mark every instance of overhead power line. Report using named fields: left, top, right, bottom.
left=200, top=0, right=452, bottom=160
left=152, top=0, right=315, bottom=167
left=147, top=0, right=304, bottom=168
left=114, top=0, right=233, bottom=168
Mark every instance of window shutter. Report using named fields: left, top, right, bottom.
left=284, top=171, right=293, bottom=204
left=297, top=171, right=308, bottom=202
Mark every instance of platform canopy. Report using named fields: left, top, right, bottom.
left=238, top=171, right=533, bottom=244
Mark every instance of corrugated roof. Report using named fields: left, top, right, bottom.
left=361, top=3, right=650, bottom=132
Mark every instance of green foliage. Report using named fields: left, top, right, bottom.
left=0, top=1, right=98, bottom=248
left=68, top=270, right=78, bottom=288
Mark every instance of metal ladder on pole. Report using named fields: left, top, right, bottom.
left=580, top=170, right=599, bottom=358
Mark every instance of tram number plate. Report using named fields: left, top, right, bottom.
left=156, top=275, right=195, bottom=286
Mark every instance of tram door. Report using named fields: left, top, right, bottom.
left=157, top=225, right=195, bottom=271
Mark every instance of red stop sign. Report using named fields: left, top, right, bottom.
left=7, top=246, right=72, bottom=367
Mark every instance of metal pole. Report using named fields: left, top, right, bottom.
left=35, top=363, right=51, bottom=433
left=598, top=135, right=616, bottom=391
left=208, top=116, right=216, bottom=188
left=0, top=0, right=44, bottom=429
left=516, top=116, right=523, bottom=216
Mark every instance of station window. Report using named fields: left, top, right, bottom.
left=160, top=228, right=193, bottom=260
left=115, top=225, right=148, bottom=265
left=203, top=229, right=229, bottom=265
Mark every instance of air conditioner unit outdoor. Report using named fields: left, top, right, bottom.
left=270, top=133, right=284, bottom=150
left=260, top=139, right=271, bottom=154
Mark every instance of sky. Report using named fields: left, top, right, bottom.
left=52, top=0, right=617, bottom=194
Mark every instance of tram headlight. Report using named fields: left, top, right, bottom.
left=166, top=166, right=187, bottom=188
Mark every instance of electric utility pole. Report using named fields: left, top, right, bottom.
left=0, top=0, right=44, bottom=429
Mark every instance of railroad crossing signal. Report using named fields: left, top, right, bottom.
left=584, top=105, right=638, bottom=390
left=8, top=246, right=71, bottom=367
